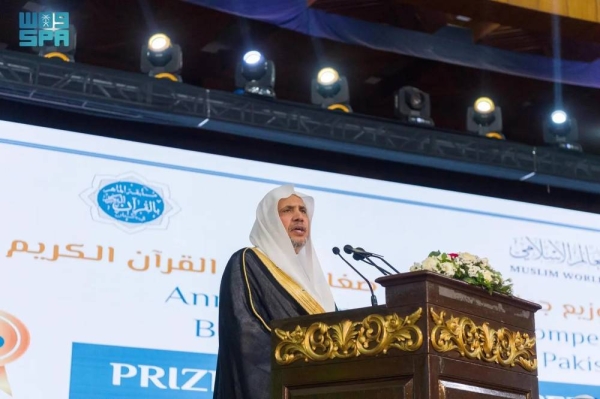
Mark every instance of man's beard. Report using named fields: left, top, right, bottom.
left=290, top=237, right=307, bottom=251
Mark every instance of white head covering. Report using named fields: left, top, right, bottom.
left=249, top=185, right=336, bottom=312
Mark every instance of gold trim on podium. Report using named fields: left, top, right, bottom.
left=430, top=307, right=537, bottom=371
left=274, top=308, right=423, bottom=365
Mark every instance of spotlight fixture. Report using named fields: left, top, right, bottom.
left=234, top=50, right=276, bottom=98
left=394, top=86, right=434, bottom=126
left=467, top=97, right=504, bottom=139
left=33, top=24, right=77, bottom=62
left=551, top=110, right=567, bottom=125
left=311, top=67, right=351, bottom=112
left=140, top=33, right=183, bottom=82
left=317, top=68, right=339, bottom=87
left=543, top=109, right=582, bottom=152
left=149, top=33, right=170, bottom=53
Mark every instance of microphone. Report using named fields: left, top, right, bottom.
left=332, top=247, right=378, bottom=306
left=352, top=252, right=390, bottom=276
left=344, top=244, right=382, bottom=257
left=344, top=244, right=370, bottom=256
left=344, top=244, right=401, bottom=274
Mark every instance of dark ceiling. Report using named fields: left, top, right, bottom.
left=2, top=0, right=600, bottom=154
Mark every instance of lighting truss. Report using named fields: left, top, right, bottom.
left=0, top=50, right=599, bottom=193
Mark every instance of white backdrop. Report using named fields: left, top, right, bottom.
left=0, top=119, right=598, bottom=399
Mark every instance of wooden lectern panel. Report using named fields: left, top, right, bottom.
left=271, top=272, right=541, bottom=399
left=287, top=378, right=413, bottom=399
left=437, top=380, right=528, bottom=399
left=431, top=354, right=535, bottom=399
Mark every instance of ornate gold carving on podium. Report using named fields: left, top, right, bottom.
left=430, top=308, right=537, bottom=371
left=274, top=308, right=424, bottom=365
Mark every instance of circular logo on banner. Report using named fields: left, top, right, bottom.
left=80, top=172, right=180, bottom=234
left=0, top=311, right=29, bottom=365
left=0, top=311, right=30, bottom=396
left=97, top=182, right=165, bottom=224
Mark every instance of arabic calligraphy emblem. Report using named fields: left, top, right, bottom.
left=97, top=182, right=164, bottom=223
left=80, top=173, right=180, bottom=233
left=509, top=236, right=600, bottom=268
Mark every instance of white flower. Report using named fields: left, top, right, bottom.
left=411, top=251, right=511, bottom=295
left=467, top=266, right=479, bottom=277
left=459, top=252, right=478, bottom=264
left=440, top=262, right=456, bottom=277
left=421, top=257, right=438, bottom=271
left=482, top=270, right=493, bottom=282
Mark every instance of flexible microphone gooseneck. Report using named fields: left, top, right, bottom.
left=369, top=254, right=400, bottom=274
left=356, top=247, right=401, bottom=274
left=352, top=252, right=391, bottom=276
left=332, top=247, right=377, bottom=306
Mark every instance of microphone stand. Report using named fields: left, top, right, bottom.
left=332, top=247, right=378, bottom=306
left=352, top=253, right=390, bottom=276
left=368, top=254, right=400, bottom=274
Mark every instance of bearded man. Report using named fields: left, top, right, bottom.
left=213, top=185, right=336, bottom=399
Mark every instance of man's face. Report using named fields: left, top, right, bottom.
left=278, top=195, right=310, bottom=254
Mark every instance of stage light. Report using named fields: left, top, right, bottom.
left=394, top=86, right=434, bottom=126
left=467, top=97, right=504, bottom=139
left=234, top=50, right=276, bottom=98
left=243, top=50, right=262, bottom=65
left=317, top=68, right=339, bottom=86
left=148, top=33, right=170, bottom=52
left=543, top=109, right=582, bottom=152
left=474, top=97, right=494, bottom=114
left=35, top=24, right=77, bottom=62
left=311, top=67, right=352, bottom=112
left=140, top=33, right=183, bottom=82
left=551, top=110, right=567, bottom=125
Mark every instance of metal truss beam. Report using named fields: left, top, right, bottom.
left=1, top=50, right=599, bottom=194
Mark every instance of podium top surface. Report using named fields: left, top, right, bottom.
left=376, top=271, right=542, bottom=313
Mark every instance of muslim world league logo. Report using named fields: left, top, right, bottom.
left=81, top=173, right=180, bottom=233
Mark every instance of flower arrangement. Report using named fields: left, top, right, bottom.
left=410, top=251, right=513, bottom=295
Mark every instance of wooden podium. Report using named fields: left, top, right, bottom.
left=270, top=271, right=541, bottom=399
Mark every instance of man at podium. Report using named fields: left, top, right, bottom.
left=213, top=185, right=336, bottom=399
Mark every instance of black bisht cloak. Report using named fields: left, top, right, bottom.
left=213, top=247, right=327, bottom=399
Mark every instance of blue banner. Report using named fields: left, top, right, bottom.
left=540, top=381, right=599, bottom=399
left=69, top=343, right=217, bottom=398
